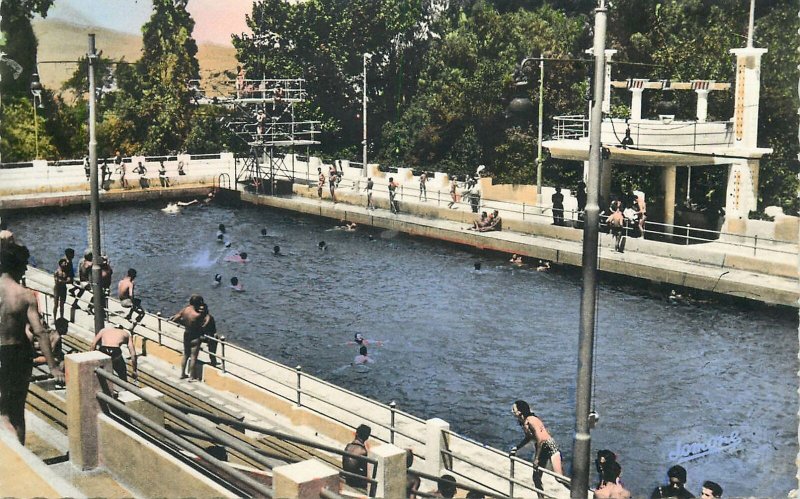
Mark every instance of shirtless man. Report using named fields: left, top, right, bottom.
left=171, top=295, right=206, bottom=380
left=342, top=424, right=371, bottom=488
left=607, top=206, right=625, bottom=252
left=0, top=221, right=14, bottom=249
left=512, top=400, right=563, bottom=495
left=0, top=242, right=64, bottom=444
left=317, top=168, right=325, bottom=199
left=53, top=258, right=72, bottom=320
left=118, top=268, right=144, bottom=322
left=91, top=325, right=137, bottom=382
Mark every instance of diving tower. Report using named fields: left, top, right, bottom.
left=226, top=78, right=321, bottom=195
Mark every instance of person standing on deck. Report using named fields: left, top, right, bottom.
left=317, top=167, right=325, bottom=199
left=511, top=400, right=564, bottom=495
left=170, top=294, right=206, bottom=381
left=342, top=424, right=371, bottom=488
left=0, top=242, right=64, bottom=444
left=91, top=325, right=137, bottom=382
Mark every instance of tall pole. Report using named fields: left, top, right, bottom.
left=32, top=99, right=38, bottom=159
left=571, top=1, right=606, bottom=497
left=362, top=53, right=369, bottom=178
left=87, top=34, right=104, bottom=334
left=535, top=55, right=544, bottom=196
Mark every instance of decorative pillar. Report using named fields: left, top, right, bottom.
left=724, top=159, right=759, bottom=219
left=729, top=47, right=767, bottom=148
left=273, top=460, right=339, bottom=499
left=691, top=80, right=714, bottom=122
left=424, top=418, right=449, bottom=477
left=661, top=165, right=677, bottom=235
left=371, top=444, right=407, bottom=499
left=66, top=351, right=112, bottom=470
left=628, top=79, right=648, bottom=121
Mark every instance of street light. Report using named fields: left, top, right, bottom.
left=509, top=56, right=545, bottom=197
left=362, top=52, right=372, bottom=179
left=30, top=71, right=43, bottom=160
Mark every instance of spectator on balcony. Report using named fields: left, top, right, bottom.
left=342, top=424, right=371, bottom=488
left=551, top=186, right=565, bottom=226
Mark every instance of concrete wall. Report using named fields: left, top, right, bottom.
left=97, top=414, right=231, bottom=497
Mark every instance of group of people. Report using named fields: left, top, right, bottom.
left=95, top=151, right=183, bottom=191
left=170, top=294, right=219, bottom=381
left=468, top=209, right=502, bottom=232
left=317, top=165, right=342, bottom=203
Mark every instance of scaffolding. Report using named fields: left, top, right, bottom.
left=226, top=78, right=321, bottom=195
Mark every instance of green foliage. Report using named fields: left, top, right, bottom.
left=0, top=96, right=56, bottom=162
left=0, top=0, right=52, bottom=97
left=185, top=106, right=238, bottom=154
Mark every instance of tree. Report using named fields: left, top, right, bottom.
left=0, top=96, right=56, bottom=162
left=0, top=0, right=54, bottom=97
left=135, top=0, right=200, bottom=153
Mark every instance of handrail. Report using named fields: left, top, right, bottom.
left=408, top=468, right=513, bottom=499
left=96, top=391, right=273, bottom=498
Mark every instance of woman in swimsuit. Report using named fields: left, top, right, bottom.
left=512, top=400, right=564, bottom=493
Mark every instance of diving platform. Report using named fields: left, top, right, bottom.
left=233, top=78, right=307, bottom=104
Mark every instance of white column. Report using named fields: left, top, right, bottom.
left=66, top=351, right=112, bottom=470
left=724, top=160, right=758, bottom=219
left=730, top=47, right=767, bottom=148
left=661, top=165, right=677, bottom=234
left=424, top=418, right=449, bottom=476
left=695, top=90, right=709, bottom=122
left=371, top=444, right=407, bottom=499
left=273, top=459, right=340, bottom=499
left=629, top=88, right=644, bottom=121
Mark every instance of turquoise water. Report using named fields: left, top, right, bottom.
left=7, top=201, right=798, bottom=495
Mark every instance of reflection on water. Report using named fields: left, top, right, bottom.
left=8, top=202, right=797, bottom=495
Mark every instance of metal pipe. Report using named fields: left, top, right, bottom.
left=96, top=392, right=273, bottom=498
left=389, top=401, right=396, bottom=444
left=362, top=53, right=369, bottom=179
left=571, top=1, right=606, bottom=497
left=87, top=34, right=105, bottom=334
left=94, top=368, right=278, bottom=472
left=536, top=55, right=545, bottom=194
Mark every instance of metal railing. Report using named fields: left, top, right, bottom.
left=409, top=467, right=512, bottom=499
left=95, top=368, right=275, bottom=498
left=553, top=115, right=589, bottom=139
left=440, top=429, right=568, bottom=498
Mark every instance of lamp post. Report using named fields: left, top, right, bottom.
left=510, top=56, right=545, bottom=198
left=30, top=71, right=43, bottom=160
left=571, top=1, right=607, bottom=497
left=87, top=34, right=105, bottom=334
left=362, top=52, right=371, bottom=179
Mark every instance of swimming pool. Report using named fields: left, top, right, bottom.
left=8, top=201, right=797, bottom=495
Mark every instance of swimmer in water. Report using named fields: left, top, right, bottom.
left=216, top=224, right=226, bottom=243
left=229, top=277, right=244, bottom=292
left=354, top=333, right=364, bottom=345
left=347, top=333, right=383, bottom=347
left=536, top=260, right=551, bottom=272
left=212, top=274, right=222, bottom=287
left=162, top=202, right=181, bottom=214
left=510, top=254, right=524, bottom=265
left=261, top=228, right=268, bottom=237
left=474, top=261, right=482, bottom=271
left=224, top=251, right=248, bottom=263
left=273, top=245, right=283, bottom=256
left=318, top=241, right=327, bottom=251
left=368, top=234, right=375, bottom=242
left=353, top=346, right=374, bottom=365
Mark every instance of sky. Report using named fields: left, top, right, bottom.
left=40, top=0, right=253, bottom=45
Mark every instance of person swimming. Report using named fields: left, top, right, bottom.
left=509, top=254, right=524, bottom=265
left=212, top=273, right=222, bottom=287
left=318, top=241, right=327, bottom=251
left=162, top=202, right=181, bottom=214
left=273, top=245, right=283, bottom=256
left=536, top=260, right=551, bottom=272
left=261, top=228, right=268, bottom=237
left=348, top=333, right=383, bottom=347
left=368, top=234, right=375, bottom=242
left=353, top=346, right=373, bottom=365
left=216, top=223, right=226, bottom=242
left=474, top=261, right=482, bottom=271
left=354, top=333, right=364, bottom=345
left=224, top=251, right=248, bottom=263
left=229, top=277, right=244, bottom=292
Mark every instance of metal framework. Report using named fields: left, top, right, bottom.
left=227, top=78, right=321, bottom=195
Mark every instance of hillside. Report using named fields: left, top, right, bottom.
left=32, top=19, right=237, bottom=97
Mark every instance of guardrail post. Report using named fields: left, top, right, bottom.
left=685, top=224, right=691, bottom=245
left=424, top=418, right=450, bottom=476
left=437, top=189, right=440, bottom=206
left=220, top=337, right=227, bottom=374
left=155, top=312, right=162, bottom=345
left=389, top=401, right=397, bottom=444
left=509, top=448, right=516, bottom=497
left=66, top=351, right=111, bottom=470
left=296, top=365, right=303, bottom=406
left=522, top=203, right=526, bottom=221
left=371, top=443, right=406, bottom=499
left=753, top=234, right=758, bottom=256
left=400, top=185, right=404, bottom=200
left=273, top=459, right=340, bottom=499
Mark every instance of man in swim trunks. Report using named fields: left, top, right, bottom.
left=118, top=268, right=145, bottom=322
left=317, top=168, right=325, bottom=199
left=342, top=424, right=371, bottom=488
left=512, top=400, right=564, bottom=495
left=0, top=242, right=64, bottom=444
left=53, top=257, right=71, bottom=320
left=607, top=206, right=625, bottom=252
left=365, top=177, right=375, bottom=210
left=91, top=325, right=137, bottom=382
left=171, top=294, right=206, bottom=381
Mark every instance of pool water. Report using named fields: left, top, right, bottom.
left=8, top=201, right=798, bottom=495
